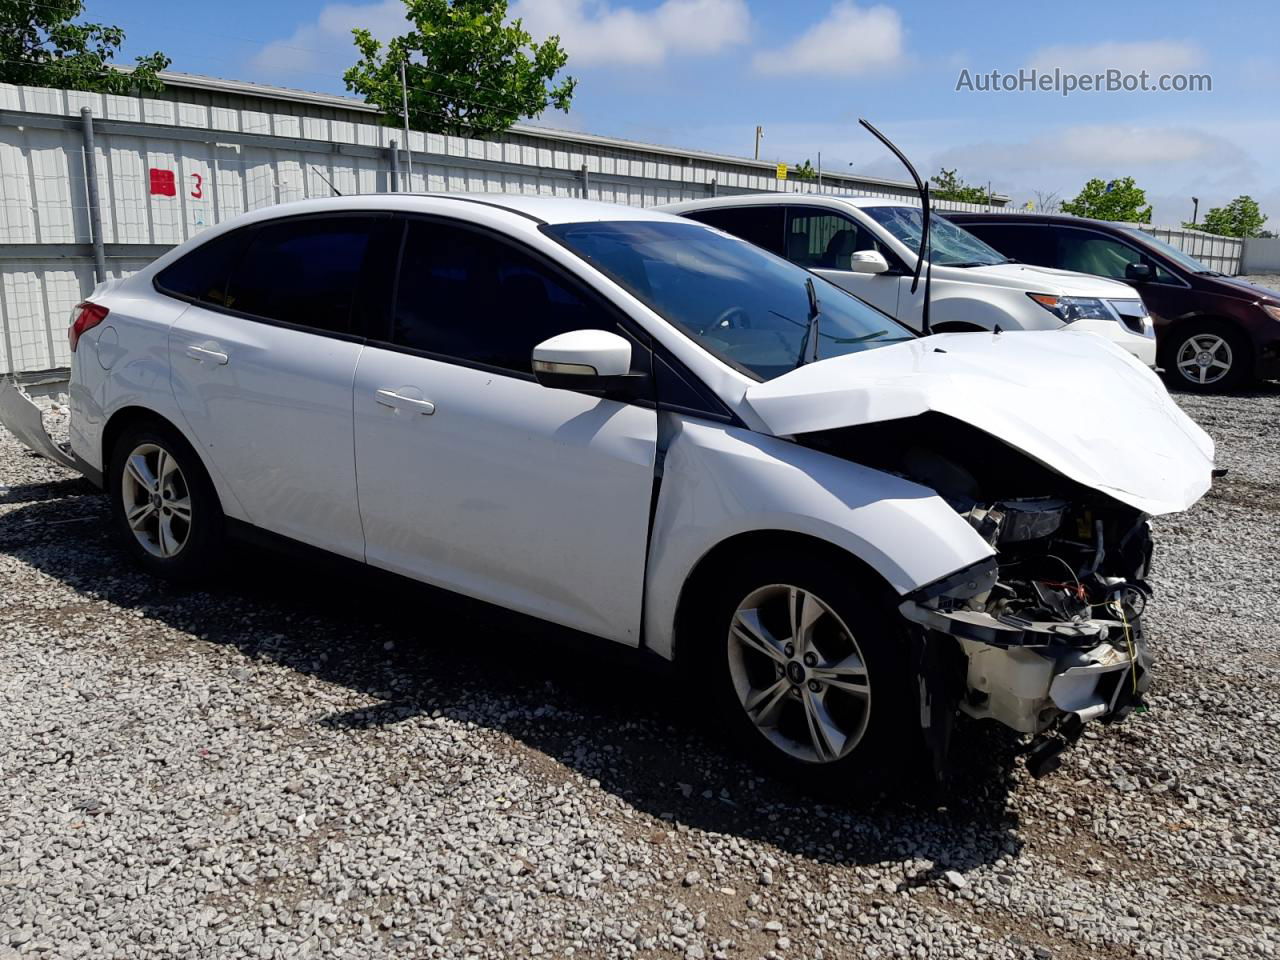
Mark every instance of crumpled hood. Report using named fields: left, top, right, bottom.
left=745, top=330, right=1214, bottom=516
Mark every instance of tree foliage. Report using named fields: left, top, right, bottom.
left=1185, top=195, right=1268, bottom=238
left=930, top=168, right=991, bottom=204
left=344, top=0, right=576, bottom=137
left=0, top=0, right=169, bottom=93
left=1059, top=177, right=1152, bottom=222
left=791, top=159, right=817, bottom=180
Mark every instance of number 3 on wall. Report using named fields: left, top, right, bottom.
left=190, top=173, right=204, bottom=199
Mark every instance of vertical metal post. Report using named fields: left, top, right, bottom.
left=709, top=177, right=718, bottom=197
left=79, top=107, right=108, bottom=284
left=817, top=151, right=822, bottom=193
left=580, top=163, right=589, bottom=200
left=400, top=60, right=414, bottom=191
left=389, top=139, right=401, bottom=192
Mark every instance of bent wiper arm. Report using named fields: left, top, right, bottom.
left=859, top=118, right=932, bottom=337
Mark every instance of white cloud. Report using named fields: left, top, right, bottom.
left=1026, top=40, right=1203, bottom=75
left=508, top=0, right=751, bottom=67
left=752, top=2, right=904, bottom=77
left=936, top=124, right=1245, bottom=178
left=247, top=0, right=408, bottom=83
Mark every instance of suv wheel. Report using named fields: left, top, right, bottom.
left=1163, top=321, right=1250, bottom=392
left=109, top=421, right=224, bottom=581
left=690, top=551, right=919, bottom=788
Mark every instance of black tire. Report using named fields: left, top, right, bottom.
left=1160, top=320, right=1252, bottom=393
left=685, top=548, right=922, bottom=792
left=108, top=419, right=224, bottom=582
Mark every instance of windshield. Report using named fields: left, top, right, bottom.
left=1120, top=227, right=1211, bottom=273
left=543, top=220, right=913, bottom=381
left=863, top=206, right=1008, bottom=267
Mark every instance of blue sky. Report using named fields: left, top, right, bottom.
left=105, top=0, right=1279, bottom=226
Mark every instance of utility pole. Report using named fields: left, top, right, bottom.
left=1191, top=196, right=1200, bottom=224
left=754, top=125, right=764, bottom=161
left=400, top=59, right=413, bottom=191
left=817, top=151, right=822, bottom=192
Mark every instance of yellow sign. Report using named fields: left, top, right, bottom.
left=776, top=162, right=788, bottom=180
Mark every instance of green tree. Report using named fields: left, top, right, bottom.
left=930, top=168, right=991, bottom=204
left=1185, top=195, right=1268, bottom=238
left=344, top=0, right=576, bottom=137
left=791, top=159, right=817, bottom=180
left=0, top=0, right=169, bottom=93
left=1060, top=177, right=1152, bottom=222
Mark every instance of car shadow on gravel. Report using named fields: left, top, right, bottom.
left=1, top=491, right=1024, bottom=875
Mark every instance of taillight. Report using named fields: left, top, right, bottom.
left=69, top=302, right=109, bottom=352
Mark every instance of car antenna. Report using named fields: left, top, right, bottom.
left=310, top=165, right=343, bottom=197
left=858, top=119, right=931, bottom=337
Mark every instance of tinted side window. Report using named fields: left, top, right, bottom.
left=1053, top=229, right=1153, bottom=280
left=392, top=220, right=614, bottom=374
left=960, top=223, right=1051, bottom=265
left=682, top=206, right=786, bottom=256
left=154, top=231, right=244, bottom=307
left=225, top=217, right=377, bottom=334
left=785, top=210, right=882, bottom=268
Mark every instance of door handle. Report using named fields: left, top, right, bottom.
left=375, top=388, right=435, bottom=415
left=186, top=345, right=229, bottom=365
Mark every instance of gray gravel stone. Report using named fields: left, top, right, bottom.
left=1, top=383, right=1278, bottom=959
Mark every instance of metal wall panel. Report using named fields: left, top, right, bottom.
left=0, top=79, right=1245, bottom=373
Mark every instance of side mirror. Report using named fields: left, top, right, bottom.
left=847, top=250, right=890, bottom=274
left=532, top=329, right=643, bottom=397
left=1125, top=262, right=1154, bottom=282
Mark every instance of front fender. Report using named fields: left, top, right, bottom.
left=641, top=417, right=995, bottom=659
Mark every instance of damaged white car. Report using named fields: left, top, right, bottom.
left=1, top=193, right=1213, bottom=785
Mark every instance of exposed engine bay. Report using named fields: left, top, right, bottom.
left=798, top=412, right=1157, bottom=777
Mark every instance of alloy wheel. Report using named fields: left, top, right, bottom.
left=727, top=584, right=871, bottom=764
left=1175, top=333, right=1233, bottom=386
left=120, top=442, right=193, bottom=559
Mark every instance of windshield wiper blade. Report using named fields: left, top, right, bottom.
left=830, top=329, right=889, bottom=344
left=796, top=277, right=821, bottom=367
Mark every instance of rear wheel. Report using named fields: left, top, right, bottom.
left=1162, top=321, right=1250, bottom=392
left=688, top=550, right=920, bottom=790
left=109, top=421, right=224, bottom=581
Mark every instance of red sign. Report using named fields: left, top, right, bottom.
left=149, top=168, right=176, bottom=197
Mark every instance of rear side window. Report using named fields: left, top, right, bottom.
left=682, top=206, right=786, bottom=256
left=224, top=217, right=377, bottom=334
left=391, top=219, right=614, bottom=374
left=785, top=209, right=885, bottom=269
left=154, top=232, right=244, bottom=307
left=959, top=222, right=1051, bottom=265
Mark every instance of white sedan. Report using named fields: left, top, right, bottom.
left=2, top=195, right=1214, bottom=785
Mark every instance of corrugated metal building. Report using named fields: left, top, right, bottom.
left=0, top=71, right=1238, bottom=376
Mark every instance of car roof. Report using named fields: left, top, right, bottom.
left=942, top=210, right=1144, bottom=233
left=661, top=194, right=918, bottom=214
left=200, top=193, right=688, bottom=228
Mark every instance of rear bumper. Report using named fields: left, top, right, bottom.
left=0, top=379, right=99, bottom=485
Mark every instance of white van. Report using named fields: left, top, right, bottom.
left=660, top=195, right=1157, bottom=366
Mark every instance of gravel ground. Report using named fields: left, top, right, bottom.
left=1, top=384, right=1278, bottom=960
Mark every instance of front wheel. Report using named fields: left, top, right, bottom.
left=690, top=551, right=920, bottom=789
left=1161, top=321, right=1250, bottom=392
left=109, top=420, right=224, bottom=581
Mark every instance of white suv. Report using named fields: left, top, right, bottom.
left=1, top=195, right=1212, bottom=785
left=661, top=195, right=1158, bottom=366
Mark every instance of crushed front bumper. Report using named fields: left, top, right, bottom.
left=901, top=599, right=1151, bottom=735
